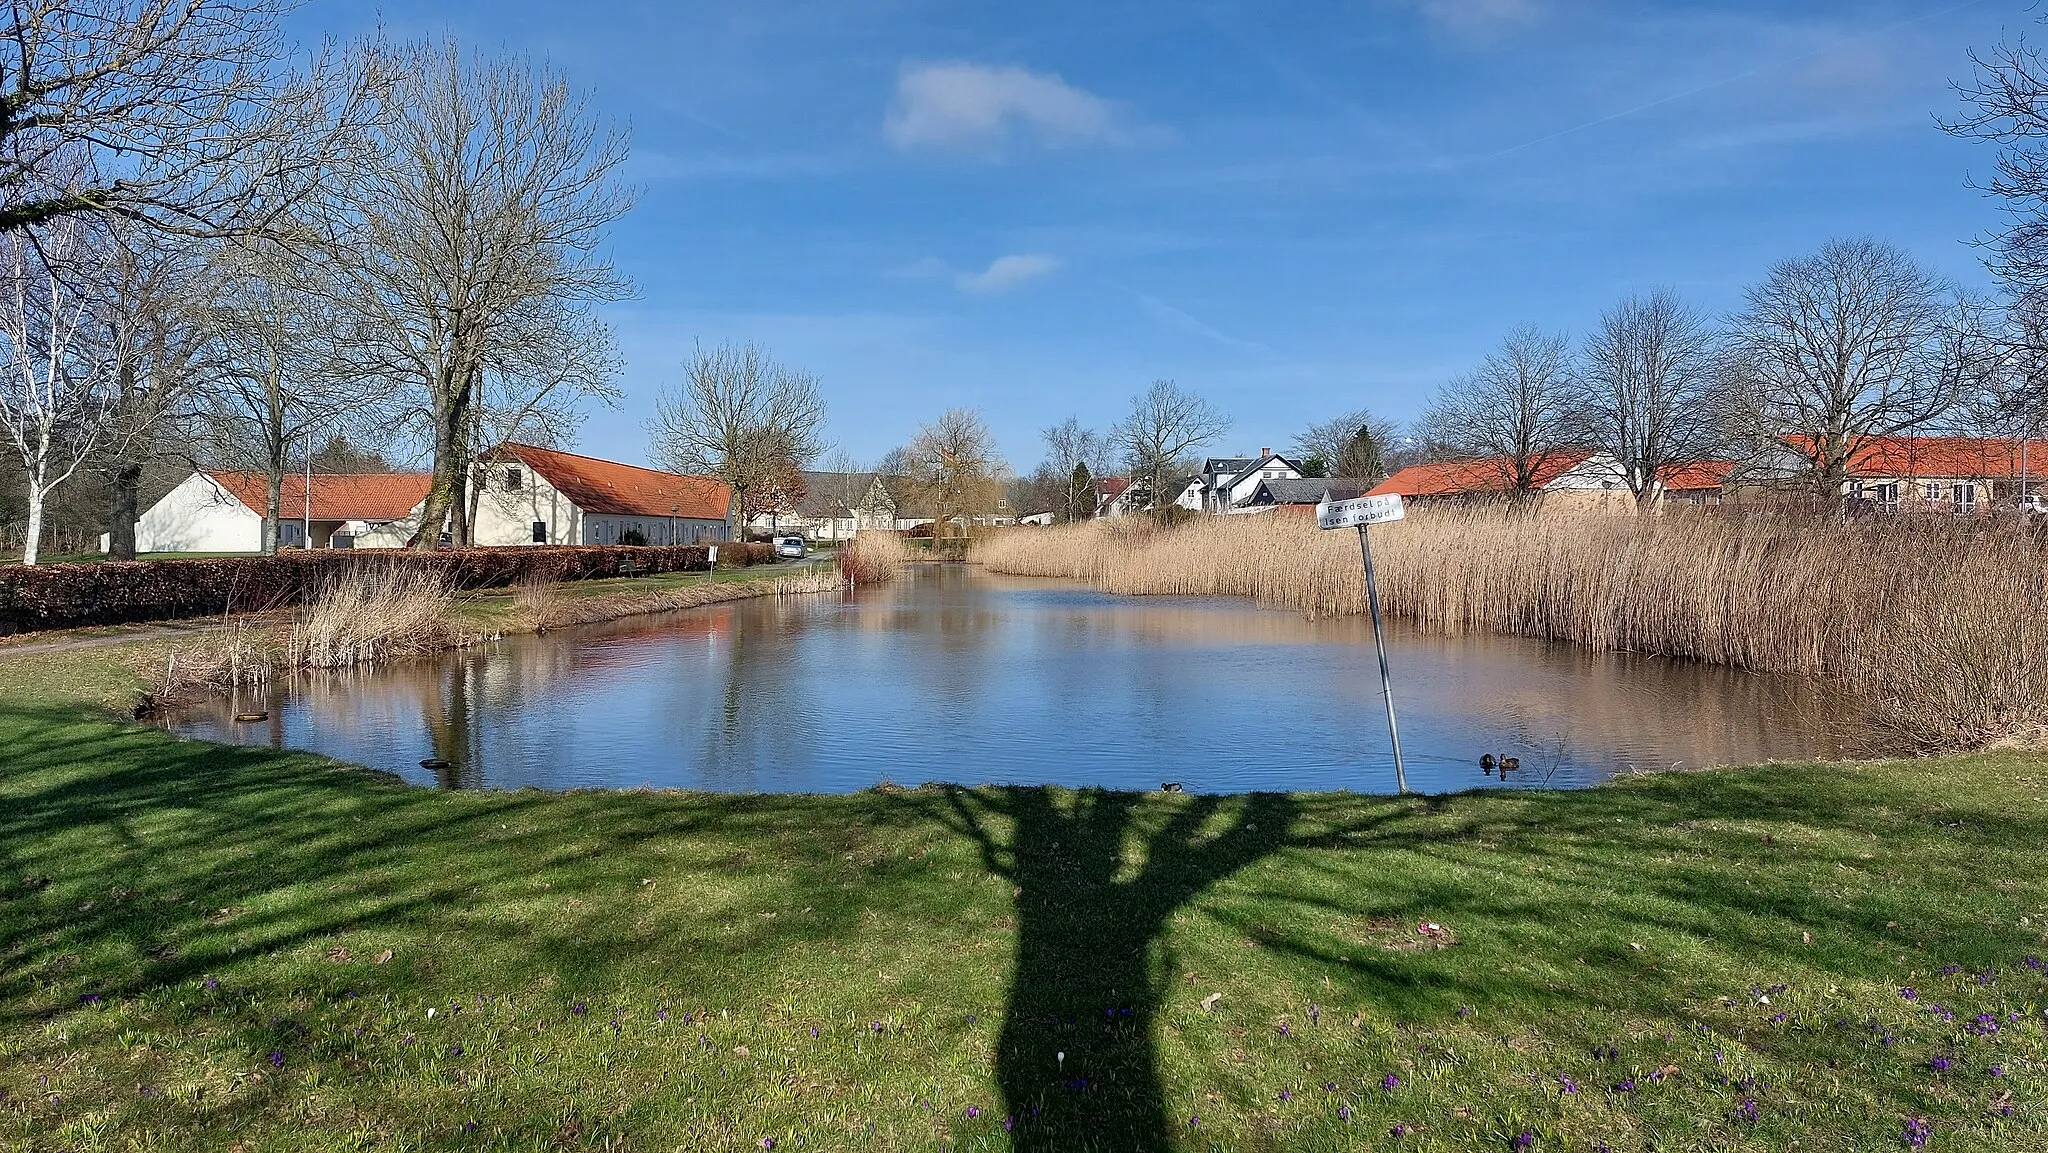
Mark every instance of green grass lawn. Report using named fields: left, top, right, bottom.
left=1, top=645, right=2044, bottom=1151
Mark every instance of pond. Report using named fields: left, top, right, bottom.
left=166, top=564, right=1860, bottom=794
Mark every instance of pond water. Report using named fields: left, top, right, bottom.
left=166, top=564, right=1859, bottom=795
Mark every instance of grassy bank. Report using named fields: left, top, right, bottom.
left=2, top=639, right=2045, bottom=1151
left=973, top=512, right=2048, bottom=751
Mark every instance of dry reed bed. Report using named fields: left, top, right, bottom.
left=973, top=510, right=2048, bottom=750
left=153, top=569, right=842, bottom=705
left=836, top=531, right=912, bottom=586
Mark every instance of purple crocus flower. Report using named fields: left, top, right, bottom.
left=1003, top=1116, right=1014, bottom=1132
left=1968, top=1014, right=2000, bottom=1037
left=1512, top=1133, right=1535, bottom=1150
left=1382, top=1073, right=1400, bottom=1090
left=1904, top=1117, right=1931, bottom=1148
left=1611, top=1078, right=1637, bottom=1093
left=1558, top=1075, right=1579, bottom=1095
left=268, top=1051, right=284, bottom=1069
left=1278, top=1089, right=1291, bottom=1102
left=1939, top=963, right=1962, bottom=977
left=1189, top=1115, right=1199, bottom=1128
left=966, top=1106, right=980, bottom=1119
left=570, top=1001, right=587, bottom=1016
left=1930, top=1056, right=1951, bottom=1072
left=1990, top=1064, right=2007, bottom=1078
left=1735, top=1098, right=1759, bottom=1123
left=449, top=1045, right=463, bottom=1057
left=80, top=994, right=101, bottom=1004
left=1324, top=1082, right=1337, bottom=1092
left=203, top=977, right=219, bottom=990
left=1390, top=1122, right=1411, bottom=1137
left=2024, top=955, right=2045, bottom=971
left=1338, top=1105, right=1352, bottom=1121
left=758, top=1140, right=774, bottom=1150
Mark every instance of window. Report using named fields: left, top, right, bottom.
left=1922, top=482, right=1942, bottom=502
left=505, top=466, right=522, bottom=491
left=1954, top=483, right=1977, bottom=512
left=531, top=520, right=548, bottom=544
left=1875, top=482, right=1899, bottom=506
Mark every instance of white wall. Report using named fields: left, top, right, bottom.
left=134, top=474, right=262, bottom=553
left=473, top=463, right=583, bottom=546
left=584, top=514, right=726, bottom=545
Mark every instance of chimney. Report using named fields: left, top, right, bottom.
left=1259, top=446, right=1270, bottom=457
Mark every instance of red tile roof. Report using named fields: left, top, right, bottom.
left=206, top=471, right=431, bottom=522
left=1657, top=460, right=1738, bottom=492
left=1095, top=477, right=1131, bottom=498
left=1368, top=451, right=1594, bottom=498
left=1797, top=436, right=2048, bottom=480
left=499, top=444, right=734, bottom=520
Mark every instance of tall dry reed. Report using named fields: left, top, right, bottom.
left=287, top=567, right=464, bottom=670
left=974, top=510, right=2048, bottom=750
left=837, top=531, right=911, bottom=586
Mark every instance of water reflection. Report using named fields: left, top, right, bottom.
left=167, top=565, right=1858, bottom=794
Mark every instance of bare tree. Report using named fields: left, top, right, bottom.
left=332, top=38, right=633, bottom=549
left=1112, top=380, right=1229, bottom=509
left=93, top=228, right=229, bottom=558
left=906, top=407, right=1003, bottom=536
left=1726, top=238, right=1968, bottom=498
left=0, top=218, right=121, bottom=563
left=1291, top=408, right=1401, bottom=479
left=202, top=234, right=378, bottom=553
left=1578, top=288, right=1727, bottom=510
left=1040, top=415, right=1106, bottom=522
left=1946, top=21, right=2048, bottom=303
left=1421, top=325, right=1581, bottom=498
left=0, top=4, right=387, bottom=236
left=648, top=341, right=826, bottom=538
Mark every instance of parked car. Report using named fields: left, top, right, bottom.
left=775, top=534, right=807, bottom=558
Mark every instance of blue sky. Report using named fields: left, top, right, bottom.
left=297, top=0, right=2021, bottom=471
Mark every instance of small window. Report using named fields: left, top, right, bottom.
left=1922, top=482, right=1942, bottom=502
left=531, top=520, right=548, bottom=544
left=1954, top=483, right=1977, bottom=512
left=505, top=466, right=522, bottom=491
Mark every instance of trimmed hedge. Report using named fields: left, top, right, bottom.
left=0, top=545, right=733, bottom=634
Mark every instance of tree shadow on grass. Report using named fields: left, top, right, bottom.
left=928, top=785, right=1306, bottom=1150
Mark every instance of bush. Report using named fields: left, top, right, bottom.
left=619, top=528, right=648, bottom=546
left=0, top=545, right=718, bottom=634
left=716, top=542, right=776, bottom=569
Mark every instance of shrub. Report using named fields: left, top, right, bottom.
left=619, top=528, right=648, bottom=546
left=0, top=544, right=717, bottom=634
left=716, top=542, right=776, bottom=569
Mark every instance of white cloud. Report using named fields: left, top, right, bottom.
left=1413, top=0, right=1540, bottom=33
left=955, top=254, right=1061, bottom=294
left=885, top=62, right=1122, bottom=152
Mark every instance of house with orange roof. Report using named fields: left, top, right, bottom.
left=1736, top=435, right=2048, bottom=513
left=120, top=470, right=433, bottom=552
left=1368, top=451, right=1629, bottom=506
left=472, top=443, right=736, bottom=546
left=1369, top=451, right=1741, bottom=508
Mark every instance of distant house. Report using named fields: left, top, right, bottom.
left=1736, top=435, right=2048, bottom=513
left=1370, top=452, right=1751, bottom=507
left=473, top=444, right=734, bottom=545
left=1196, top=450, right=1304, bottom=512
left=1659, top=460, right=1738, bottom=505
left=1234, top=477, right=1375, bottom=512
left=119, top=470, right=432, bottom=553
left=1093, top=476, right=1138, bottom=518
left=1370, top=451, right=1629, bottom=505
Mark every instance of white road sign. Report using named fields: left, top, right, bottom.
left=1316, top=493, right=1406, bottom=530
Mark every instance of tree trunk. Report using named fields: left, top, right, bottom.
left=108, top=462, right=142, bottom=559
left=21, top=481, right=44, bottom=566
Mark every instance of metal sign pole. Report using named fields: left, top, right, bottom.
left=1356, top=522, right=1409, bottom=795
